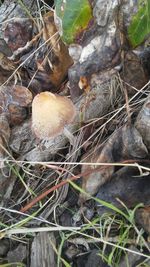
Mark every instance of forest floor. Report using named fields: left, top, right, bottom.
left=0, top=1, right=150, bottom=266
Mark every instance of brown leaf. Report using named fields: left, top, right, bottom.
left=0, top=85, right=32, bottom=125
left=42, top=11, right=73, bottom=87
left=4, top=18, right=33, bottom=52
left=79, top=124, right=148, bottom=203
left=8, top=104, right=27, bottom=125
left=21, top=11, right=73, bottom=93
left=0, top=52, right=16, bottom=71
left=135, top=94, right=150, bottom=151
left=135, top=206, right=150, bottom=234
left=121, top=51, right=149, bottom=93
left=79, top=146, right=114, bottom=203
left=111, top=124, right=148, bottom=160
left=10, top=85, right=33, bottom=107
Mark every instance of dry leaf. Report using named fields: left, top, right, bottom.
left=42, top=11, right=73, bottom=87
left=0, top=85, right=32, bottom=125
left=79, top=124, right=148, bottom=203
left=135, top=94, right=150, bottom=151
left=4, top=18, right=33, bottom=52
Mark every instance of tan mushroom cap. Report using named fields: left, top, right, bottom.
left=32, top=92, right=76, bottom=140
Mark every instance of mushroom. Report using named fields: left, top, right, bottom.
left=32, top=92, right=76, bottom=145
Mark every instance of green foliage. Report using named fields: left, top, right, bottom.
left=55, top=0, right=93, bottom=44
left=128, top=0, right=150, bottom=47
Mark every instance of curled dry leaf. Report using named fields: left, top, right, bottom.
left=79, top=124, right=148, bottom=202
left=0, top=85, right=32, bottom=125
left=0, top=52, right=18, bottom=86
left=1, top=11, right=72, bottom=94
left=7, top=85, right=32, bottom=107
left=4, top=18, right=33, bottom=52
left=42, top=11, right=73, bottom=86
left=0, top=39, right=12, bottom=57
left=120, top=51, right=149, bottom=94
left=135, top=94, right=150, bottom=151
left=0, top=52, right=16, bottom=71
left=111, top=124, right=148, bottom=160
left=8, top=104, right=28, bottom=126
left=16, top=11, right=73, bottom=94
left=79, top=147, right=114, bottom=203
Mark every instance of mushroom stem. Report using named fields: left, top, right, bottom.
left=63, top=127, right=75, bottom=146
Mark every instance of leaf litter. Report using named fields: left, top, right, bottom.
left=0, top=0, right=150, bottom=266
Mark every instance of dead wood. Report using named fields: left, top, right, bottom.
left=30, top=232, right=57, bottom=267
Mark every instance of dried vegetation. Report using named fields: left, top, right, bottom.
left=0, top=0, right=150, bottom=266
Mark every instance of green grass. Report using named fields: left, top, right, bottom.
left=0, top=164, right=149, bottom=267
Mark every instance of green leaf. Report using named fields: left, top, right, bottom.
left=55, top=0, right=93, bottom=44
left=128, top=0, right=150, bottom=47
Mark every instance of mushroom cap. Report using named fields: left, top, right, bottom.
left=32, top=92, right=76, bottom=139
